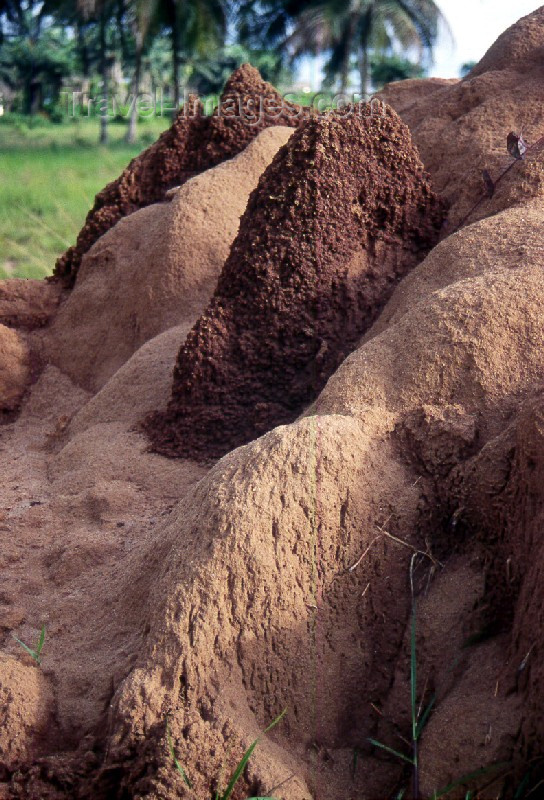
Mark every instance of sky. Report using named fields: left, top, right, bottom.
left=430, top=0, right=543, bottom=78
left=298, top=0, right=543, bottom=89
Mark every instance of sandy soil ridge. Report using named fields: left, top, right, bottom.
left=2, top=8, right=544, bottom=799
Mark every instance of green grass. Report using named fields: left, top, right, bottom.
left=369, top=554, right=511, bottom=799
left=166, top=708, right=287, bottom=799
left=0, top=97, right=336, bottom=281
left=12, top=624, right=46, bottom=666
left=369, top=554, right=435, bottom=797
left=0, top=117, right=170, bottom=279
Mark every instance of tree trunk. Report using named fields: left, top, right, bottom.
left=340, top=13, right=357, bottom=94
left=126, top=48, right=142, bottom=144
left=359, top=7, right=373, bottom=99
left=26, top=40, right=36, bottom=115
left=77, top=21, right=90, bottom=87
left=24, top=74, right=32, bottom=115
left=117, top=0, right=129, bottom=64
left=172, top=0, right=182, bottom=110
left=25, top=79, right=39, bottom=115
left=359, top=43, right=370, bottom=99
left=340, top=54, right=349, bottom=94
left=99, top=8, right=109, bottom=145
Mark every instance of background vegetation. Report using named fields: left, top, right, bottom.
left=0, top=0, right=449, bottom=278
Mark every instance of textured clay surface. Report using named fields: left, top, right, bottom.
left=379, top=5, right=544, bottom=232
left=43, top=126, right=294, bottom=391
left=0, top=279, right=63, bottom=330
left=0, top=653, right=56, bottom=773
left=3, top=13, right=544, bottom=798
left=146, top=103, right=445, bottom=459
left=0, top=323, right=30, bottom=412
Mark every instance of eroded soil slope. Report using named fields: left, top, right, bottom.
left=2, top=13, right=544, bottom=799
left=146, top=103, right=444, bottom=460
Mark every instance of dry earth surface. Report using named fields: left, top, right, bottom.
left=2, top=8, right=544, bottom=800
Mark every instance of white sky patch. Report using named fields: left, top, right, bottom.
left=297, top=1, right=543, bottom=88
left=431, top=0, right=543, bottom=78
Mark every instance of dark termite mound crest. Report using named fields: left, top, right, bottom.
left=144, top=103, right=446, bottom=461
left=54, top=64, right=307, bottom=286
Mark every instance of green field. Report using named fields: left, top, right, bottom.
left=0, top=117, right=170, bottom=279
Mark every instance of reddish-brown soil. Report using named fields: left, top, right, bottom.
left=452, top=389, right=544, bottom=774
left=54, top=65, right=307, bottom=286
left=145, top=103, right=445, bottom=460
left=42, top=127, right=294, bottom=391
left=0, top=324, right=29, bottom=413
left=0, top=280, right=63, bottom=330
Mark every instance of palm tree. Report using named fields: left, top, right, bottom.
left=125, top=0, right=156, bottom=142
left=75, top=0, right=113, bottom=143
left=71, top=0, right=154, bottom=142
left=1, top=0, right=75, bottom=114
left=153, top=0, right=226, bottom=109
left=41, top=0, right=91, bottom=97
left=76, top=0, right=225, bottom=141
left=240, top=0, right=448, bottom=96
left=325, top=0, right=447, bottom=97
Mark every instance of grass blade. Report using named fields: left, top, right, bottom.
left=11, top=626, right=46, bottom=665
left=11, top=635, right=38, bottom=662
left=262, top=708, right=288, bottom=735
left=221, top=739, right=259, bottom=800
left=409, top=553, right=420, bottom=800
left=514, top=767, right=536, bottom=799
left=409, top=554, right=418, bottom=744
left=352, top=746, right=359, bottom=779
left=165, top=717, right=193, bottom=789
left=215, top=744, right=234, bottom=800
left=220, top=710, right=287, bottom=800
left=411, top=605, right=417, bottom=740
left=368, top=738, right=414, bottom=766
left=526, top=778, right=544, bottom=798
left=35, top=625, right=46, bottom=659
left=415, top=693, right=436, bottom=740
left=432, top=762, right=509, bottom=798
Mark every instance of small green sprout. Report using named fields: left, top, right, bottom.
left=166, top=716, right=193, bottom=789
left=12, top=625, right=46, bottom=666
left=166, top=708, right=287, bottom=800
left=369, top=554, right=434, bottom=797
left=368, top=555, right=510, bottom=798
